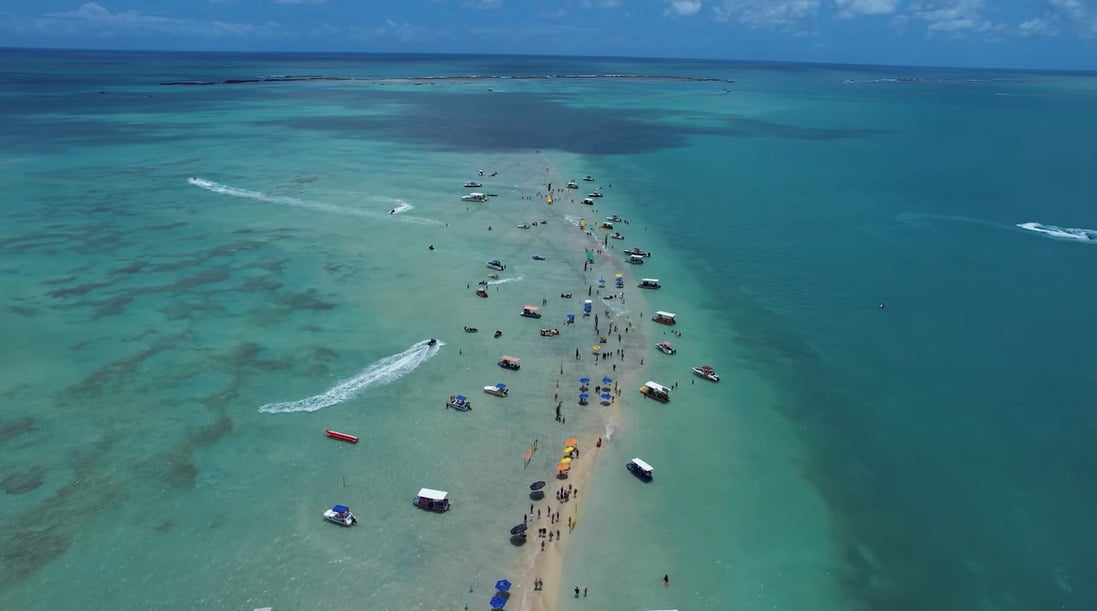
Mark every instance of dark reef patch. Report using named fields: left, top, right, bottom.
left=0, top=417, right=36, bottom=442
left=2, top=467, right=45, bottom=494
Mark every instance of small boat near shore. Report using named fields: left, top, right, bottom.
left=626, top=458, right=654, bottom=481
left=692, top=365, right=720, bottom=382
left=447, top=394, right=472, bottom=411
left=520, top=305, right=542, bottom=319
left=412, top=488, right=451, bottom=512
left=582, top=175, right=594, bottom=182
left=652, top=311, right=677, bottom=325
left=475, top=287, right=489, bottom=298
left=581, top=198, right=595, bottom=205
left=610, top=232, right=624, bottom=240
left=606, top=215, right=622, bottom=222
left=484, top=383, right=509, bottom=397
left=464, top=181, right=483, bottom=188
left=624, top=248, right=651, bottom=257
left=499, top=355, right=521, bottom=370
left=532, top=255, right=546, bottom=261
left=640, top=381, right=671, bottom=403
left=461, top=192, right=488, bottom=202
left=656, top=341, right=676, bottom=355
left=540, top=328, right=560, bottom=336
left=323, top=505, right=357, bottom=526
left=588, top=191, right=603, bottom=198
left=325, top=429, right=359, bottom=443
left=638, top=278, right=661, bottom=289
left=566, top=180, right=579, bottom=189
left=487, top=259, right=506, bottom=271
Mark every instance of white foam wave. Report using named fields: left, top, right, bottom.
left=1017, top=222, right=1097, bottom=243
left=189, top=177, right=444, bottom=226
left=603, top=422, right=615, bottom=441
left=259, top=339, right=443, bottom=414
left=487, top=275, right=524, bottom=285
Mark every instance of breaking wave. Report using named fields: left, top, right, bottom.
left=188, top=177, right=443, bottom=226
left=1017, top=222, right=1097, bottom=243
left=259, top=339, right=443, bottom=414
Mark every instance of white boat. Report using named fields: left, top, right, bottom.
left=566, top=180, right=579, bottom=189
left=447, top=394, right=472, bottom=411
left=464, top=181, right=483, bottom=188
left=623, top=248, right=651, bottom=257
left=582, top=175, right=595, bottom=182
left=692, top=365, right=720, bottom=382
left=588, top=191, right=603, bottom=198
left=606, top=215, right=623, bottom=222
left=610, top=232, right=624, bottom=240
left=638, top=278, right=661, bottom=289
left=462, top=192, right=488, bottom=202
left=516, top=223, right=531, bottom=229
left=656, top=341, right=676, bottom=355
left=627, top=254, right=644, bottom=265
left=412, top=488, right=452, bottom=512
left=652, top=311, right=677, bottom=325
left=640, top=381, right=670, bottom=403
left=323, top=504, right=357, bottom=526
left=581, top=198, right=595, bottom=205
left=487, top=259, right=506, bottom=271
left=626, top=458, right=654, bottom=480
left=484, top=383, right=509, bottom=397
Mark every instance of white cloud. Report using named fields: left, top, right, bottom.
left=39, top=2, right=284, bottom=39
left=462, top=0, right=504, bottom=9
left=272, top=0, right=327, bottom=4
left=904, top=0, right=1004, bottom=36
left=664, top=0, right=704, bottom=16
left=713, top=0, right=820, bottom=28
left=581, top=0, right=621, bottom=7
left=834, top=0, right=899, bottom=18
left=1018, top=17, right=1058, bottom=37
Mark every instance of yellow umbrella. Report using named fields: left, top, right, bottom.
left=592, top=345, right=600, bottom=351
left=615, top=273, right=623, bottom=278
left=560, top=457, right=572, bottom=464
left=563, top=446, right=576, bottom=454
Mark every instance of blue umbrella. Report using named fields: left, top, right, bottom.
left=490, top=594, right=508, bottom=609
left=579, top=377, right=590, bottom=385
left=600, top=392, right=611, bottom=400
left=566, top=313, right=575, bottom=320
left=495, top=579, right=512, bottom=592
left=602, top=376, right=613, bottom=385
left=579, top=393, right=590, bottom=400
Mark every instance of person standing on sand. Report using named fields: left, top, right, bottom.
left=664, top=574, right=670, bottom=587
left=574, top=586, right=580, bottom=598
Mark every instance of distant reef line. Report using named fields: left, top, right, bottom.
left=159, top=74, right=734, bottom=86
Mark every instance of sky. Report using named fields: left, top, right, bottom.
left=1, top=0, right=1095, bottom=70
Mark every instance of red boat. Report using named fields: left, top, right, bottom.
left=325, top=429, right=359, bottom=443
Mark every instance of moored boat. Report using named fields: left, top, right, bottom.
left=539, top=328, right=560, bottom=336
left=412, top=488, right=451, bottom=512
left=582, top=175, right=594, bottom=182
left=692, top=365, right=720, bottom=382
left=656, top=341, right=676, bottom=355
left=610, top=232, right=624, bottom=240
left=520, top=305, right=542, bottom=319
left=446, top=394, right=472, bottom=411
left=461, top=192, right=488, bottom=202
left=638, top=278, right=661, bottom=289
left=498, top=355, right=521, bottom=370
left=623, top=248, right=651, bottom=257
left=652, top=311, right=677, bottom=325
left=325, top=429, right=359, bottom=443
left=464, top=181, right=483, bottom=188
left=606, top=215, right=622, bottom=222
left=581, top=198, right=595, bottom=205
left=475, top=287, right=489, bottom=298
left=626, top=458, right=654, bottom=481
left=484, top=383, right=509, bottom=397
left=639, top=381, right=670, bottom=403
left=487, top=259, right=506, bottom=271
left=588, top=191, right=603, bottom=198
left=566, top=180, right=579, bottom=189
left=323, top=504, right=357, bottom=526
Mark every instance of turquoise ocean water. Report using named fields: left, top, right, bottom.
left=2, top=49, right=1096, bottom=611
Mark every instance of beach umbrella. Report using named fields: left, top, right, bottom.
left=490, top=595, right=508, bottom=609
left=598, top=278, right=606, bottom=286
left=615, top=273, right=623, bottom=278
left=530, top=481, right=547, bottom=491
left=556, top=463, right=570, bottom=472
left=510, top=523, right=528, bottom=536
left=560, top=457, right=572, bottom=464
left=600, top=392, right=612, bottom=401
left=602, top=376, right=613, bottom=385
left=565, top=438, right=578, bottom=447
left=566, top=313, right=575, bottom=320
left=579, top=393, right=589, bottom=401
left=563, top=446, right=575, bottom=454
left=495, top=579, right=513, bottom=592
left=579, top=377, right=590, bottom=385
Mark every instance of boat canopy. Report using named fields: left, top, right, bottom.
left=455, top=395, right=467, bottom=402
left=654, top=311, right=676, bottom=319
left=641, top=278, right=660, bottom=285
left=629, top=458, right=654, bottom=473
left=332, top=504, right=350, bottom=513
left=522, top=305, right=540, bottom=311
left=417, top=488, right=449, bottom=501
left=500, top=355, right=520, bottom=362
left=644, top=381, right=669, bottom=393
left=495, top=383, right=507, bottom=389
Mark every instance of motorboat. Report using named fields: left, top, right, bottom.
left=610, top=232, right=624, bottom=240
left=531, top=255, right=546, bottom=261
left=656, top=341, right=676, bottom=355
left=582, top=175, right=594, bottom=182
left=323, top=504, right=357, bottom=526
left=484, top=383, right=509, bottom=397
left=599, top=222, right=614, bottom=230
left=447, top=394, right=472, bottom=411
left=581, top=198, right=595, bottom=205
left=623, top=248, right=651, bottom=257
left=412, top=488, right=451, bottom=512
left=539, top=328, right=560, bottom=336
left=427, top=338, right=437, bottom=347
left=566, top=180, right=579, bottom=189
left=464, top=181, right=483, bottom=188
left=487, top=273, right=499, bottom=279
left=475, top=288, right=489, bottom=298
left=498, top=355, right=521, bottom=370
left=639, top=381, right=670, bottom=403
left=638, top=278, right=661, bottom=289
left=493, top=330, right=503, bottom=338
left=588, top=191, right=603, bottom=198
left=651, top=311, right=677, bottom=325
left=461, top=192, right=488, bottom=202
left=520, top=305, right=542, bottom=319
left=325, top=429, right=359, bottom=443
left=516, top=223, right=531, bottom=229
left=606, top=215, right=622, bottom=222
left=487, top=259, right=506, bottom=271
left=692, top=365, right=720, bottom=383
left=626, top=458, right=654, bottom=481
left=464, top=326, right=479, bottom=333
left=627, top=254, right=644, bottom=265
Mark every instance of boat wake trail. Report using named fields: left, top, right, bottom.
left=1017, top=222, right=1097, bottom=243
left=188, top=177, right=444, bottom=226
left=487, top=275, right=524, bottom=285
left=259, top=339, right=443, bottom=414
